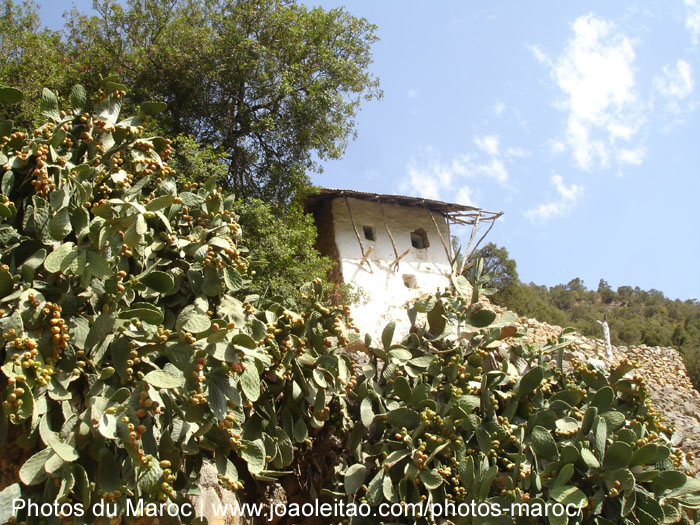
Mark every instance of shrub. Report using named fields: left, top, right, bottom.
left=337, top=265, right=700, bottom=523
left=0, top=81, right=358, bottom=522
left=232, top=197, right=336, bottom=305
left=642, top=330, right=664, bottom=348
left=1, top=83, right=699, bottom=525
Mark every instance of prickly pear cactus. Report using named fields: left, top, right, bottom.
left=0, top=81, right=358, bottom=523
left=2, top=82, right=699, bottom=525
left=340, top=261, right=700, bottom=524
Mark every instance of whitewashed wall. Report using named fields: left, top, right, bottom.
left=330, top=197, right=453, bottom=338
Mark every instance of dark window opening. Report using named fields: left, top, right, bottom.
left=363, top=226, right=375, bottom=241
left=410, top=228, right=429, bottom=249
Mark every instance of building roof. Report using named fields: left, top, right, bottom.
left=305, top=188, right=503, bottom=225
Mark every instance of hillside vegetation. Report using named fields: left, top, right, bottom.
left=472, top=244, right=700, bottom=388
left=3, top=1, right=700, bottom=521
left=1, top=86, right=699, bottom=521
left=0, top=0, right=382, bottom=305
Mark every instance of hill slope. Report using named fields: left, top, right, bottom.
left=471, top=243, right=700, bottom=388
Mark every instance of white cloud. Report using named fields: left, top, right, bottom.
left=653, top=59, right=694, bottom=116
left=617, top=147, right=645, bottom=166
left=548, top=139, right=567, bottom=155
left=402, top=138, right=526, bottom=203
left=474, top=135, right=500, bottom=155
left=525, top=174, right=583, bottom=222
left=685, top=0, right=700, bottom=44
left=552, top=174, right=582, bottom=201
left=407, top=88, right=419, bottom=99
left=529, top=44, right=553, bottom=67
left=488, top=100, right=529, bottom=128
left=471, top=135, right=529, bottom=182
left=534, top=14, right=646, bottom=171
left=481, top=158, right=509, bottom=185
left=405, top=167, right=441, bottom=200
left=403, top=147, right=464, bottom=201
left=650, top=59, right=697, bottom=129
left=456, top=186, right=474, bottom=206
left=505, top=146, right=529, bottom=158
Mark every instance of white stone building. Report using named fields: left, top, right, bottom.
left=306, top=189, right=501, bottom=338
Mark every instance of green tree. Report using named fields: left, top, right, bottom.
left=164, top=134, right=335, bottom=304
left=469, top=242, right=519, bottom=291
left=232, top=197, right=333, bottom=302
left=616, top=319, right=642, bottom=345
left=550, top=284, right=575, bottom=310
left=62, top=0, right=382, bottom=202
left=642, top=330, right=664, bottom=347
left=566, top=277, right=586, bottom=297
left=598, top=278, right=616, bottom=304
left=0, top=0, right=81, bottom=127
left=617, top=285, right=634, bottom=305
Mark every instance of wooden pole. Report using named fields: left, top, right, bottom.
left=459, top=214, right=480, bottom=275
left=358, top=246, right=374, bottom=269
left=424, top=206, right=452, bottom=265
left=379, top=202, right=400, bottom=272
left=343, top=196, right=374, bottom=272
left=343, top=196, right=365, bottom=258
left=389, top=248, right=410, bottom=269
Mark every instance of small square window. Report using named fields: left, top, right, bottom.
left=363, top=226, right=375, bottom=241
left=410, top=229, right=429, bottom=249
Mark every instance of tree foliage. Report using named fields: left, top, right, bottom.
left=472, top=244, right=700, bottom=390
left=0, top=0, right=80, bottom=128
left=468, top=242, right=519, bottom=291
left=232, top=197, right=332, bottom=300
left=60, top=0, right=382, bottom=202
left=164, top=134, right=343, bottom=304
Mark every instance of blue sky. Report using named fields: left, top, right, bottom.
left=40, top=2, right=700, bottom=300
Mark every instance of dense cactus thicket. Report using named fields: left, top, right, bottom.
left=1, top=83, right=700, bottom=524
left=340, top=268, right=700, bottom=524
left=0, top=81, right=360, bottom=523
